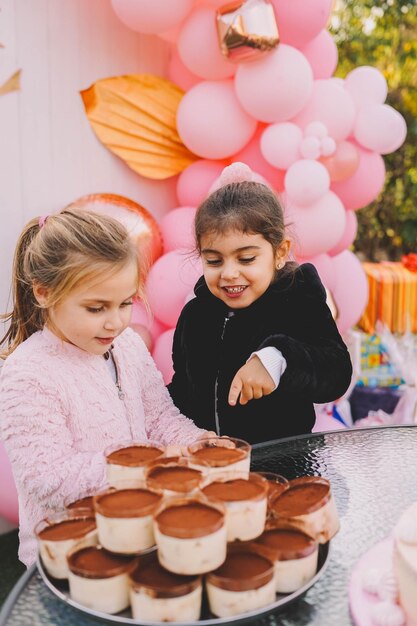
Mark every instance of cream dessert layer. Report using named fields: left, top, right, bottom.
left=206, top=545, right=275, bottom=617
left=94, top=487, right=162, bottom=554
left=145, top=459, right=204, bottom=496
left=154, top=497, right=227, bottom=575
left=202, top=473, right=268, bottom=541
left=67, top=545, right=137, bottom=614
left=393, top=501, right=417, bottom=625
left=106, top=442, right=165, bottom=487
left=187, top=437, right=251, bottom=478
left=129, top=553, right=202, bottom=622
left=270, top=476, right=339, bottom=543
left=256, top=527, right=318, bottom=593
left=36, top=513, right=97, bottom=579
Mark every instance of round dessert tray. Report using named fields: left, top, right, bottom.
left=37, top=542, right=330, bottom=626
left=349, top=536, right=410, bottom=626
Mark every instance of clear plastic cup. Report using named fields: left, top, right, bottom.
left=187, top=437, right=251, bottom=478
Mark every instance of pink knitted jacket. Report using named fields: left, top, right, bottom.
left=0, top=326, right=206, bottom=566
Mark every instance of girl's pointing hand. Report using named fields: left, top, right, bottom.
left=228, top=356, right=275, bottom=406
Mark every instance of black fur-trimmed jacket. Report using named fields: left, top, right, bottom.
left=168, top=263, right=353, bottom=444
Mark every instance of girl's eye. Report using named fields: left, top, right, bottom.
left=205, top=259, right=222, bottom=266
left=121, top=301, right=133, bottom=308
left=240, top=256, right=256, bottom=264
left=87, top=307, right=103, bottom=313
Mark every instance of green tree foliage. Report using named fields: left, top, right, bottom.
left=330, top=0, right=417, bottom=260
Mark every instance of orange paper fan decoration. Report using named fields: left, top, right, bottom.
left=81, top=74, right=198, bottom=180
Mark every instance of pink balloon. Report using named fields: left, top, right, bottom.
left=271, top=0, right=334, bottom=47
left=331, top=145, right=386, bottom=211
left=130, top=323, right=153, bottom=351
left=0, top=443, right=19, bottom=524
left=292, top=79, right=356, bottom=141
left=168, top=50, right=200, bottom=91
left=286, top=191, right=346, bottom=257
left=111, top=0, right=193, bottom=34
left=145, top=250, right=202, bottom=327
left=233, top=126, right=284, bottom=190
left=332, top=250, right=369, bottom=333
left=285, top=160, right=330, bottom=206
left=328, top=210, right=358, bottom=257
left=320, top=140, right=360, bottom=182
left=160, top=206, right=197, bottom=252
left=177, top=80, right=257, bottom=159
left=178, top=7, right=235, bottom=80
left=130, top=300, right=168, bottom=344
left=152, top=329, right=175, bottom=384
left=260, top=122, right=302, bottom=170
left=354, top=104, right=407, bottom=155
left=159, top=24, right=183, bottom=43
left=177, top=160, right=227, bottom=207
left=235, top=44, right=313, bottom=123
left=345, top=66, right=388, bottom=108
left=298, top=253, right=336, bottom=291
left=300, top=30, right=338, bottom=79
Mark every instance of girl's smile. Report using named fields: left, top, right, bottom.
left=201, top=230, right=287, bottom=309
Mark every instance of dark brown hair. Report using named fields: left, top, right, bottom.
left=1, top=209, right=139, bottom=358
left=195, top=181, right=287, bottom=252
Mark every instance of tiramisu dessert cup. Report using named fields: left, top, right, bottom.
left=256, top=472, right=289, bottom=507
left=94, top=485, right=163, bottom=554
left=202, top=472, right=269, bottom=541
left=64, top=490, right=96, bottom=513
left=67, top=545, right=137, bottom=614
left=270, top=476, right=339, bottom=543
left=36, top=511, right=98, bottom=579
left=206, top=543, right=276, bottom=618
left=255, top=525, right=319, bottom=593
left=145, top=457, right=206, bottom=497
left=129, top=552, right=202, bottom=622
left=105, top=441, right=165, bottom=487
left=187, top=437, right=251, bottom=479
left=153, top=495, right=227, bottom=575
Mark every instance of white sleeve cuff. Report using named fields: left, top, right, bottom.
left=248, top=347, right=287, bottom=390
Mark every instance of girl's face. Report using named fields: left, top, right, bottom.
left=34, top=261, right=138, bottom=355
left=200, top=230, right=289, bottom=309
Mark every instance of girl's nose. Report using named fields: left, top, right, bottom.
left=221, top=263, right=240, bottom=280
left=104, top=311, right=123, bottom=331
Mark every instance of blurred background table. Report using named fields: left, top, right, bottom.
left=2, top=426, right=417, bottom=626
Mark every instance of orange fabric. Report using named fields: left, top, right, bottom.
left=81, top=74, right=198, bottom=180
left=359, top=262, right=417, bottom=333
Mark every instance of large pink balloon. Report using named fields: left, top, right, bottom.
left=298, top=253, right=336, bottom=291
left=293, top=79, right=356, bottom=140
left=320, top=140, right=360, bottom=182
left=178, top=7, right=235, bottom=80
left=300, top=30, right=338, bottom=80
left=345, top=66, right=388, bottom=108
left=332, top=250, right=369, bottom=333
left=354, top=104, right=407, bottom=155
left=260, top=122, right=302, bottom=170
left=235, top=44, right=313, bottom=123
left=168, top=50, right=200, bottom=91
left=131, top=300, right=168, bottom=344
left=285, top=160, right=330, bottom=206
left=233, top=127, right=285, bottom=190
left=286, top=191, right=346, bottom=257
left=152, top=329, right=175, bottom=384
left=177, top=80, right=257, bottom=159
left=271, top=0, right=334, bottom=47
left=0, top=443, right=18, bottom=524
left=177, top=160, right=227, bottom=207
left=145, top=250, right=202, bottom=327
left=328, top=210, right=358, bottom=257
left=331, top=145, right=386, bottom=211
left=160, top=206, right=197, bottom=252
left=111, top=0, right=193, bottom=34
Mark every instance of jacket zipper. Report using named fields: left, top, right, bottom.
left=107, top=345, right=125, bottom=400
left=214, top=313, right=233, bottom=435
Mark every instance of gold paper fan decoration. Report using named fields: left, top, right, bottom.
left=81, top=74, right=198, bottom=180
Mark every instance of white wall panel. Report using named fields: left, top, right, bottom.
left=0, top=0, right=174, bottom=319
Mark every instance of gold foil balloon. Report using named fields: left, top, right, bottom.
left=216, top=0, right=279, bottom=63
left=68, top=194, right=162, bottom=278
